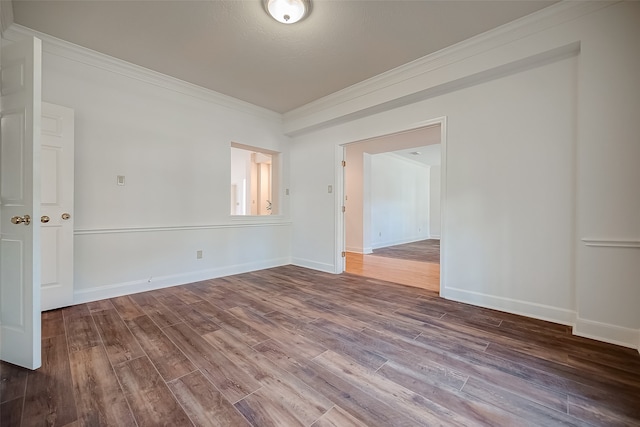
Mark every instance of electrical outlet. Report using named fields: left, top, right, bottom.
left=196, top=250, right=203, bottom=259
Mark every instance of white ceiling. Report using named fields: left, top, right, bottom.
left=347, top=123, right=441, bottom=163
left=10, top=0, right=556, bottom=113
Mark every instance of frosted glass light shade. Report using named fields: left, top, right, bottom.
left=265, top=0, right=311, bottom=24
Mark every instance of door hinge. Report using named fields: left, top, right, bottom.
left=342, top=206, right=346, bottom=213
left=342, top=160, right=346, bottom=167
left=341, top=251, right=346, bottom=258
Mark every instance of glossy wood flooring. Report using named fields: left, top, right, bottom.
left=345, top=252, right=440, bottom=292
left=2, top=265, right=640, bottom=426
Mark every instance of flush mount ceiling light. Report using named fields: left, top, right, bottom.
left=264, top=0, right=311, bottom=24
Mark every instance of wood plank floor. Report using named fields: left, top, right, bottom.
left=2, top=265, right=639, bottom=426
left=346, top=252, right=440, bottom=292
left=372, top=239, right=440, bottom=263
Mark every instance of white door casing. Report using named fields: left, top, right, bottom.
left=0, top=37, right=42, bottom=370
left=40, top=102, right=74, bottom=311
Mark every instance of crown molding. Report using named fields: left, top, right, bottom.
left=283, top=1, right=615, bottom=135
left=0, top=0, right=13, bottom=36
left=2, top=23, right=283, bottom=122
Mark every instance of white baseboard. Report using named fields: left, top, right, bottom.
left=345, top=247, right=373, bottom=254
left=429, top=234, right=441, bottom=240
left=73, top=257, right=291, bottom=304
left=372, top=236, right=431, bottom=250
left=441, top=286, right=576, bottom=326
left=573, top=318, right=640, bottom=350
left=442, top=286, right=640, bottom=350
left=291, top=257, right=336, bottom=274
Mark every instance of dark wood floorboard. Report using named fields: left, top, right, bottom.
left=2, top=265, right=639, bottom=426
left=114, top=356, right=192, bottom=426
left=168, top=370, right=250, bottom=426
left=69, top=346, right=136, bottom=426
left=22, top=335, right=77, bottom=426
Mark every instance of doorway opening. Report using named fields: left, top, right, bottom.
left=340, top=122, right=444, bottom=293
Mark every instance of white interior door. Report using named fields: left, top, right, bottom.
left=40, top=102, right=74, bottom=311
left=0, top=37, right=42, bottom=370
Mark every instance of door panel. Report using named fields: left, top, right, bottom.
left=0, top=36, right=42, bottom=370
left=40, top=102, right=74, bottom=311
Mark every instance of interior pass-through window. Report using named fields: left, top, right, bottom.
left=230, top=143, right=279, bottom=216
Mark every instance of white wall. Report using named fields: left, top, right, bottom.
left=4, top=27, right=292, bottom=303
left=290, top=139, right=337, bottom=272
left=571, top=3, right=640, bottom=348
left=290, top=2, right=640, bottom=349
left=294, top=54, right=576, bottom=316
left=429, top=165, right=441, bottom=238
left=370, top=153, right=429, bottom=248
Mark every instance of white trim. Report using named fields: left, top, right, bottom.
left=0, top=0, right=13, bottom=36
left=73, top=257, right=291, bottom=304
left=437, top=118, right=447, bottom=298
left=345, top=246, right=364, bottom=254
left=286, top=1, right=602, bottom=121
left=285, top=41, right=580, bottom=135
left=74, top=221, right=292, bottom=236
left=429, top=235, right=441, bottom=240
left=441, top=286, right=576, bottom=326
left=334, top=145, right=346, bottom=274
left=581, top=238, right=640, bottom=248
left=291, top=257, right=336, bottom=274
left=3, top=24, right=281, bottom=121
left=228, top=215, right=289, bottom=225
left=371, top=236, right=431, bottom=251
left=283, top=0, right=604, bottom=135
left=573, top=318, right=639, bottom=350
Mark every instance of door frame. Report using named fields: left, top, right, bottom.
left=335, top=116, right=448, bottom=296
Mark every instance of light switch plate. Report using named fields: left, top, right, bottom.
left=117, top=175, right=125, bottom=186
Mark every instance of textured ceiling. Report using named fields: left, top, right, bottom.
left=11, top=0, right=556, bottom=113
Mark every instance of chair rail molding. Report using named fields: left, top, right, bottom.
left=581, top=238, right=640, bottom=248
left=74, top=221, right=292, bottom=236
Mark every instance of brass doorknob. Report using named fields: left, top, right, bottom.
left=41, top=215, right=50, bottom=223
left=61, top=213, right=71, bottom=220
left=11, top=215, right=31, bottom=225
